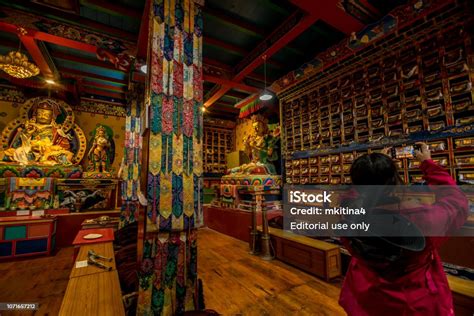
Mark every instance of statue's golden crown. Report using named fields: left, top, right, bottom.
left=36, top=101, right=53, bottom=111
left=250, top=114, right=267, bottom=126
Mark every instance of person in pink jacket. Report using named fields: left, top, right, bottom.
left=339, top=143, right=469, bottom=316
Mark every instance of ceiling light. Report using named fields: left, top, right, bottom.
left=0, top=51, right=40, bottom=79
left=259, top=91, right=273, bottom=101
left=201, top=107, right=206, bottom=112
left=259, top=55, right=273, bottom=101
left=45, top=79, right=55, bottom=84
left=140, top=64, right=147, bottom=74
left=0, top=28, right=40, bottom=79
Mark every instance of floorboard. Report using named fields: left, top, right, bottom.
left=0, top=228, right=345, bottom=316
left=0, top=247, right=73, bottom=316
left=198, top=228, right=345, bottom=316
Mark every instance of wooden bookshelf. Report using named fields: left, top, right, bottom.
left=203, top=126, right=235, bottom=174
left=280, top=3, right=474, bottom=186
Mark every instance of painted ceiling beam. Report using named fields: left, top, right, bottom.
left=203, top=57, right=276, bottom=84
left=205, top=10, right=319, bottom=107
left=204, top=38, right=284, bottom=69
left=203, top=74, right=259, bottom=93
left=235, top=94, right=258, bottom=109
left=0, top=21, right=97, bottom=54
left=51, top=51, right=125, bottom=72
left=224, top=90, right=250, bottom=99
left=1, top=1, right=137, bottom=42
left=82, top=80, right=125, bottom=93
left=358, top=0, right=381, bottom=16
left=0, top=20, right=128, bottom=78
left=212, top=106, right=240, bottom=114
left=82, top=86, right=125, bottom=99
left=203, top=7, right=305, bottom=58
left=60, top=67, right=127, bottom=85
left=205, top=37, right=248, bottom=55
left=203, top=86, right=229, bottom=107
left=81, top=0, right=142, bottom=20
left=203, top=6, right=266, bottom=38
left=290, top=0, right=364, bottom=35
left=204, top=84, right=224, bottom=102
left=19, top=35, right=55, bottom=79
left=233, top=10, right=317, bottom=82
left=136, top=0, right=151, bottom=60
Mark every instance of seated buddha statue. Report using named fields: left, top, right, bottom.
left=1, top=101, right=74, bottom=166
left=227, top=115, right=280, bottom=175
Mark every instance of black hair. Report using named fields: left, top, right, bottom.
left=350, top=153, right=404, bottom=185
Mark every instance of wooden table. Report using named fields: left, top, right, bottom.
left=59, top=271, right=125, bottom=316
left=72, top=228, right=115, bottom=261
left=72, top=228, right=115, bottom=246
left=70, top=242, right=116, bottom=279
left=60, top=241, right=125, bottom=316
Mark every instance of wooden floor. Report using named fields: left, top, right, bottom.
left=0, top=228, right=344, bottom=316
left=198, top=228, right=345, bottom=316
left=0, top=247, right=73, bottom=316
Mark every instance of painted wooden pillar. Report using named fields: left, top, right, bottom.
left=137, top=0, right=204, bottom=314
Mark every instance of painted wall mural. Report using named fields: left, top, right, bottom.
left=137, top=0, right=204, bottom=314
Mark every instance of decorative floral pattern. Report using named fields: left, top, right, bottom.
left=76, top=100, right=127, bottom=117
left=0, top=86, right=25, bottom=103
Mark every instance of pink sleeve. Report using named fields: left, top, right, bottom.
left=415, top=159, right=469, bottom=236
left=420, top=159, right=456, bottom=185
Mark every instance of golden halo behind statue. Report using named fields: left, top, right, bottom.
left=0, top=97, right=87, bottom=165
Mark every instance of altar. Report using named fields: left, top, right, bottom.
left=0, top=97, right=122, bottom=258
left=210, top=115, right=283, bottom=260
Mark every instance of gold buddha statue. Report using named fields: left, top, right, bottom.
left=228, top=115, right=280, bottom=175
left=1, top=100, right=74, bottom=165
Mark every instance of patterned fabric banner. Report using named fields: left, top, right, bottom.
left=119, top=82, right=143, bottom=228
left=138, top=0, right=203, bottom=314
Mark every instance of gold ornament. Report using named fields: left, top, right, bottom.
left=0, top=51, right=40, bottom=79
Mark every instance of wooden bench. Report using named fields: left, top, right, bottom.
left=257, top=226, right=341, bottom=281
left=59, top=242, right=125, bottom=316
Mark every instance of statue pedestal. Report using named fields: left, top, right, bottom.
left=220, top=174, right=282, bottom=208
left=82, top=171, right=114, bottom=179
left=219, top=174, right=282, bottom=260
left=0, top=164, right=83, bottom=179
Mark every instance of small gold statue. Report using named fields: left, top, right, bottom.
left=87, top=125, right=113, bottom=173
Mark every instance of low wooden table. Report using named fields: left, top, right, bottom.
left=70, top=242, right=116, bottom=279
left=256, top=226, right=341, bottom=281
left=72, top=228, right=115, bottom=261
